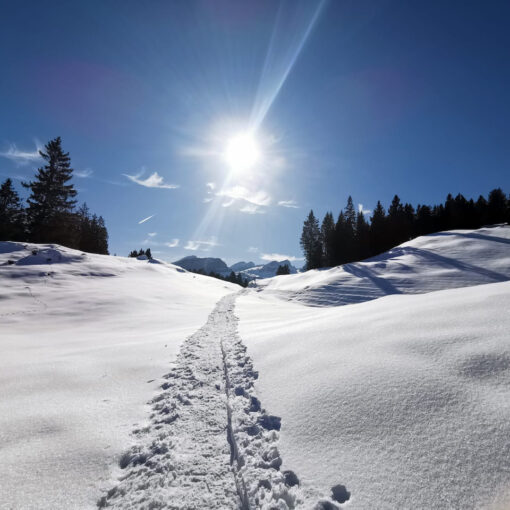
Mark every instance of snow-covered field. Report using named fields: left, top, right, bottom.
left=1, top=225, right=509, bottom=509
left=0, top=243, right=235, bottom=509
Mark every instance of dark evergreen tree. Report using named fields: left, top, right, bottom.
left=276, top=264, right=291, bottom=275
left=369, top=201, right=388, bottom=255
left=415, top=204, right=434, bottom=236
left=355, top=210, right=370, bottom=260
left=23, top=137, right=78, bottom=245
left=487, top=188, right=507, bottom=225
left=343, top=196, right=357, bottom=262
left=334, top=211, right=348, bottom=265
left=300, top=210, right=322, bottom=269
left=0, top=178, right=25, bottom=241
left=321, top=212, right=336, bottom=267
left=475, top=195, right=489, bottom=227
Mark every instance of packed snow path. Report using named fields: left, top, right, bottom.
left=98, top=294, right=324, bottom=510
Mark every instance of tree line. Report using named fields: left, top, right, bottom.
left=0, top=137, right=109, bottom=254
left=189, top=268, right=249, bottom=287
left=128, top=248, right=153, bottom=259
left=301, top=188, right=510, bottom=270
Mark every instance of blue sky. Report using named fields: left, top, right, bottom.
left=1, top=0, right=510, bottom=265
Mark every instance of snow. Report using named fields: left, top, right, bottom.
left=0, top=242, right=236, bottom=510
left=253, top=226, right=510, bottom=305
left=1, top=225, right=510, bottom=509
left=100, top=295, right=304, bottom=509
left=236, top=225, right=510, bottom=509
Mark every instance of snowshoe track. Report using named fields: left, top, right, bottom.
left=98, top=294, right=307, bottom=509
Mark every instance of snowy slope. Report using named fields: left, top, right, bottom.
left=253, top=225, right=510, bottom=305
left=236, top=225, right=510, bottom=509
left=0, top=242, right=236, bottom=510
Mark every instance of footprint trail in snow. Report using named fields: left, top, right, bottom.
left=98, top=294, right=318, bottom=510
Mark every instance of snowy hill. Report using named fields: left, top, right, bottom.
left=172, top=255, right=231, bottom=276
left=236, top=224, right=510, bottom=509
left=253, top=225, right=510, bottom=305
left=0, top=242, right=236, bottom=509
left=240, top=259, right=298, bottom=280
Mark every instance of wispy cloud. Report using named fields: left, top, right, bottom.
left=240, top=204, right=265, bottom=214
left=358, top=204, right=371, bottom=215
left=278, top=200, right=299, bottom=209
left=165, top=239, right=180, bottom=248
left=75, top=168, right=93, bottom=178
left=203, top=197, right=213, bottom=203
left=184, top=238, right=219, bottom=251
left=261, top=252, right=303, bottom=262
left=206, top=182, right=216, bottom=191
left=148, top=232, right=157, bottom=237
left=0, top=142, right=42, bottom=166
left=138, top=214, right=155, bottom=224
left=247, top=246, right=259, bottom=253
left=217, top=185, right=271, bottom=207
left=124, top=171, right=179, bottom=189
left=222, top=199, right=235, bottom=208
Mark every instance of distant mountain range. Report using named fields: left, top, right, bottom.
left=172, top=256, right=297, bottom=280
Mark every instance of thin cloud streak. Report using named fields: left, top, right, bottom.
left=184, top=238, right=219, bottom=251
left=240, top=204, right=265, bottom=214
left=278, top=200, right=299, bottom=208
left=75, top=168, right=93, bottom=178
left=138, top=214, right=155, bottom=224
left=261, top=252, right=303, bottom=262
left=358, top=204, right=372, bottom=216
left=124, top=171, right=179, bottom=189
left=0, top=142, right=42, bottom=165
left=217, top=185, right=271, bottom=206
left=165, top=239, right=180, bottom=248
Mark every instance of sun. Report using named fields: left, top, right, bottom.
left=223, top=132, right=260, bottom=172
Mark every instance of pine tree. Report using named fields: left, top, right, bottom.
left=276, top=264, right=290, bottom=275
left=321, top=212, right=336, bottom=267
left=370, top=201, right=388, bottom=255
left=343, top=196, right=357, bottom=263
left=300, top=210, right=322, bottom=270
left=487, top=188, right=507, bottom=225
left=334, top=211, right=348, bottom=265
left=355, top=209, right=370, bottom=260
left=23, top=137, right=77, bottom=245
left=0, top=178, right=25, bottom=241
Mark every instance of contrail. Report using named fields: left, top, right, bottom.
left=138, top=214, right=155, bottom=224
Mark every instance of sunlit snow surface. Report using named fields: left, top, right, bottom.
left=254, top=227, right=510, bottom=306
left=0, top=244, right=236, bottom=509
left=1, top=226, right=510, bottom=509
left=237, top=225, right=510, bottom=509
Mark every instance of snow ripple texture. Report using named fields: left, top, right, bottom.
left=98, top=294, right=307, bottom=510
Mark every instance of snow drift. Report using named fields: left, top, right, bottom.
left=253, top=226, right=510, bottom=306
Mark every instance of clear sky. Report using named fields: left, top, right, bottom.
left=1, top=0, right=509, bottom=264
